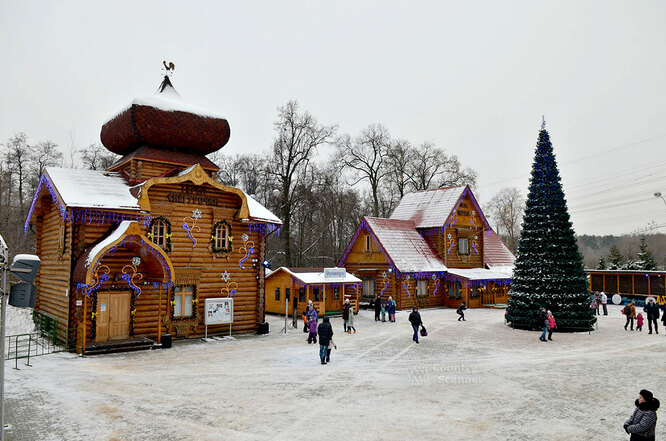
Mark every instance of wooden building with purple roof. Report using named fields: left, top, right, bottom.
left=25, top=74, right=281, bottom=352
left=338, top=186, right=515, bottom=310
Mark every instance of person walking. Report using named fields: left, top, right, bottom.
left=307, top=316, right=318, bottom=344
left=374, top=295, right=382, bottom=321
left=594, top=292, right=602, bottom=315
left=342, top=299, right=351, bottom=333
left=636, top=313, right=644, bottom=332
left=538, top=307, right=548, bottom=342
left=591, top=296, right=598, bottom=316
left=601, top=291, right=608, bottom=316
left=547, top=310, right=557, bottom=341
left=317, top=317, right=333, bottom=365
left=644, top=297, right=660, bottom=334
left=623, top=389, right=660, bottom=441
left=387, top=297, right=396, bottom=322
left=347, top=304, right=356, bottom=334
left=457, top=302, right=467, bottom=321
left=624, top=301, right=636, bottom=331
left=408, top=307, right=423, bottom=344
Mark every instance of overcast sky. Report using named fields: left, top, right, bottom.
left=2, top=1, right=665, bottom=236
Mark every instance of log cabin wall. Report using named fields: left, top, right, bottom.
left=340, top=231, right=391, bottom=304
left=109, top=158, right=217, bottom=181
left=145, top=182, right=264, bottom=337
left=265, top=271, right=293, bottom=315
left=34, top=198, right=72, bottom=328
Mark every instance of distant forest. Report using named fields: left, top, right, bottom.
left=576, top=233, right=666, bottom=270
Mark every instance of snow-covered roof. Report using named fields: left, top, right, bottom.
left=486, top=265, right=514, bottom=276
left=446, top=268, right=511, bottom=281
left=483, top=229, right=516, bottom=268
left=86, top=221, right=134, bottom=267
left=390, top=186, right=467, bottom=228
left=270, top=267, right=361, bottom=285
left=241, top=191, right=282, bottom=225
left=46, top=167, right=140, bottom=210
left=365, top=217, right=448, bottom=273
left=106, top=82, right=224, bottom=124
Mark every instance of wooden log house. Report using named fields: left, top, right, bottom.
left=338, top=186, right=515, bottom=310
left=264, top=267, right=362, bottom=316
left=25, top=75, right=281, bottom=351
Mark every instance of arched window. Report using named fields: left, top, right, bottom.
left=211, top=220, right=232, bottom=253
left=148, top=217, right=172, bottom=252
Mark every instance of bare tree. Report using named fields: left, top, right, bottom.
left=485, top=187, right=524, bottom=252
left=268, top=101, right=337, bottom=266
left=4, top=132, right=34, bottom=214
left=80, top=143, right=118, bottom=170
left=407, top=142, right=477, bottom=190
left=29, top=140, right=63, bottom=194
left=385, top=139, right=414, bottom=200
left=337, top=123, right=391, bottom=217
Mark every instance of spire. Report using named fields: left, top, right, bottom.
left=541, top=115, right=546, bottom=130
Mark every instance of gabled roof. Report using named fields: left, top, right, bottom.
left=25, top=165, right=281, bottom=227
left=389, top=185, right=490, bottom=230
left=267, top=267, right=361, bottom=285
left=343, top=217, right=448, bottom=274
left=42, top=167, right=141, bottom=211
left=483, top=229, right=515, bottom=273
left=390, top=186, right=466, bottom=228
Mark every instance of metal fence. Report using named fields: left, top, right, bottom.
left=3, top=311, right=80, bottom=369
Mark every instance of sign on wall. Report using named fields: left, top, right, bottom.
left=204, top=298, right=233, bottom=325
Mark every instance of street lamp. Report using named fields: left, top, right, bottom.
left=654, top=192, right=666, bottom=213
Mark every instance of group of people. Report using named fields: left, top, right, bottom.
left=373, top=295, right=396, bottom=322
left=538, top=307, right=558, bottom=342
left=590, top=291, right=609, bottom=315
left=622, top=297, right=663, bottom=334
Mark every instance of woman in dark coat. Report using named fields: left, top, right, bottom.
left=624, top=389, right=659, bottom=441
left=374, top=295, right=382, bottom=321
left=408, top=307, right=423, bottom=344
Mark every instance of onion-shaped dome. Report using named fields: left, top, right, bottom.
left=101, top=76, right=230, bottom=156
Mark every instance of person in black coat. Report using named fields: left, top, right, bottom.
left=342, top=299, right=351, bottom=332
left=538, top=307, right=548, bottom=342
left=457, top=302, right=467, bottom=321
left=374, top=295, right=382, bottom=321
left=624, top=389, right=660, bottom=441
left=317, top=317, right=334, bottom=365
left=408, top=307, right=423, bottom=344
left=644, top=298, right=660, bottom=334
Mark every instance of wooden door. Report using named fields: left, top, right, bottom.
left=324, top=286, right=340, bottom=313
left=96, top=291, right=130, bottom=341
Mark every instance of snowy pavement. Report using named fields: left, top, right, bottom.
left=3, top=305, right=665, bottom=441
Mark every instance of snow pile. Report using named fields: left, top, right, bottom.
left=3, top=305, right=36, bottom=336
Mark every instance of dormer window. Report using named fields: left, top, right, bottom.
left=458, top=237, right=470, bottom=255
left=211, top=220, right=232, bottom=253
left=148, top=217, right=172, bottom=252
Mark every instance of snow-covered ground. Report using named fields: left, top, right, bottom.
left=3, top=304, right=665, bottom=441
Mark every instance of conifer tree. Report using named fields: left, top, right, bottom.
left=606, top=245, right=624, bottom=270
left=506, top=123, right=595, bottom=331
left=635, top=237, right=658, bottom=270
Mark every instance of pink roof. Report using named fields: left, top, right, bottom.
left=389, top=186, right=467, bottom=228
left=364, top=217, right=448, bottom=273
left=483, top=229, right=515, bottom=269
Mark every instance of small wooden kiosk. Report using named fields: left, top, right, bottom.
left=265, top=267, right=361, bottom=316
left=25, top=74, right=281, bottom=351
left=587, top=269, right=666, bottom=305
left=338, top=186, right=514, bottom=310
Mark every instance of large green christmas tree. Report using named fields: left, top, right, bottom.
left=506, top=123, right=595, bottom=331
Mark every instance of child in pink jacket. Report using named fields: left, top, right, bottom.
left=636, top=312, right=644, bottom=332
left=547, top=311, right=557, bottom=341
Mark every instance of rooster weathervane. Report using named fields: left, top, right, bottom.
left=162, top=60, right=175, bottom=76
